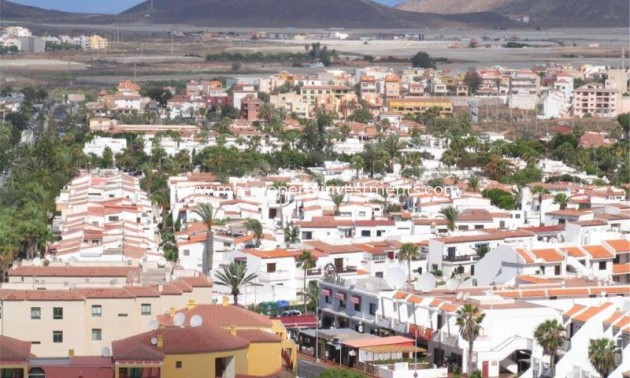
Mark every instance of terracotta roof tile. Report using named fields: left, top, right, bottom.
left=573, top=302, right=612, bottom=323
left=158, top=304, right=273, bottom=328
left=393, top=291, right=409, bottom=300
left=8, top=266, right=140, bottom=278
left=582, top=245, right=615, bottom=260
left=236, top=329, right=282, bottom=343
left=613, top=263, right=630, bottom=275
left=531, top=248, right=564, bottom=263
left=561, top=247, right=585, bottom=258
left=605, top=239, right=630, bottom=254
left=0, top=335, right=31, bottom=362
left=563, top=304, right=586, bottom=318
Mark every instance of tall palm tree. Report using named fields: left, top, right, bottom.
left=350, top=155, right=364, bottom=179
left=151, top=188, right=170, bottom=232
left=533, top=319, right=565, bottom=377
left=456, top=304, right=486, bottom=376
left=245, top=219, right=263, bottom=248
left=439, top=206, right=458, bottom=232
left=192, top=203, right=221, bottom=274
left=382, top=134, right=404, bottom=172
left=588, top=338, right=617, bottom=378
left=398, top=243, right=419, bottom=288
left=214, top=262, right=258, bottom=306
left=329, top=192, right=345, bottom=216
left=553, top=193, right=569, bottom=210
left=295, top=251, right=318, bottom=313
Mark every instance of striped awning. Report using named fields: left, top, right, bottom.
left=350, top=295, right=361, bottom=304
left=335, top=292, right=346, bottom=301
left=321, top=289, right=331, bottom=296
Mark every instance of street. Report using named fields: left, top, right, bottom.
left=297, top=356, right=330, bottom=378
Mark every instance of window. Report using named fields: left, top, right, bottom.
left=108, top=216, right=119, bottom=221
left=92, top=329, right=102, bottom=341
left=92, top=305, right=102, bottom=317
left=141, top=304, right=151, bottom=316
left=361, top=230, right=370, bottom=237
left=183, top=249, right=190, bottom=256
left=176, top=361, right=182, bottom=369
left=28, top=368, right=46, bottom=378
left=53, top=307, right=63, bottom=319
left=325, top=295, right=332, bottom=304
left=339, top=299, right=346, bottom=308
left=359, top=211, right=366, bottom=216
left=267, top=263, right=277, bottom=273
left=31, top=307, right=41, bottom=319
left=53, top=331, right=63, bottom=343
left=369, top=303, right=377, bottom=316
left=599, top=261, right=607, bottom=270
left=118, top=313, right=128, bottom=317
left=354, top=302, right=360, bottom=311
left=376, top=230, right=384, bottom=237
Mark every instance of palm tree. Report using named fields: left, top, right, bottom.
left=398, top=243, right=419, bottom=288
left=439, top=206, right=458, bottom=232
left=245, top=219, right=263, bottom=248
left=214, top=262, right=258, bottom=306
left=531, top=186, right=549, bottom=225
left=456, top=304, right=486, bottom=376
left=192, top=203, right=221, bottom=274
left=534, top=319, right=565, bottom=376
left=382, top=134, right=404, bottom=172
left=350, top=155, right=364, bottom=179
left=295, top=251, right=318, bottom=313
left=468, top=176, right=480, bottom=192
left=553, top=193, right=569, bottom=210
left=588, top=338, right=617, bottom=378
left=329, top=192, right=345, bottom=216
left=151, top=188, right=170, bottom=232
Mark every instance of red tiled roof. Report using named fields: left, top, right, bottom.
left=343, top=336, right=414, bottom=349
left=236, top=329, right=282, bottom=343
left=8, top=266, right=140, bottom=278
left=605, top=239, right=630, bottom=254
left=613, top=263, right=630, bottom=275
left=112, top=326, right=248, bottom=360
left=0, top=335, right=31, bottom=362
left=582, top=245, right=615, bottom=260
left=531, top=248, right=564, bottom=263
left=158, top=304, right=273, bottom=328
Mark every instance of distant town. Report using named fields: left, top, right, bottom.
left=0, top=22, right=628, bottom=378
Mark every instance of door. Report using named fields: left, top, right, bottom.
left=334, top=258, right=343, bottom=271
left=482, top=361, right=489, bottom=378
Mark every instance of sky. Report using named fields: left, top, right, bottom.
left=10, top=0, right=401, bottom=14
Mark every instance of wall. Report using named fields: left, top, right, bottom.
left=163, top=349, right=248, bottom=378
left=247, top=342, right=282, bottom=376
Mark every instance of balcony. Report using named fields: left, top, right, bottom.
left=258, top=270, right=291, bottom=282
left=336, top=265, right=358, bottom=274
left=444, top=254, right=480, bottom=263
left=306, top=268, right=322, bottom=276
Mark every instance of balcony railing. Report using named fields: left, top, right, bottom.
left=336, top=265, right=358, bottom=274
left=444, top=254, right=480, bottom=262
left=306, top=268, right=322, bottom=276
left=258, top=270, right=291, bottom=282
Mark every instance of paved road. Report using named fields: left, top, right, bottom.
left=297, top=357, right=330, bottom=378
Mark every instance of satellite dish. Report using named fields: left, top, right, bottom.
left=445, top=278, right=461, bottom=292
left=417, top=273, right=437, bottom=293
left=173, top=313, right=185, bottom=327
left=148, top=319, right=159, bottom=330
left=462, top=292, right=470, bottom=301
left=456, top=292, right=464, bottom=300
left=385, top=267, right=406, bottom=290
left=33, top=257, right=42, bottom=267
left=150, top=337, right=158, bottom=345
left=157, top=257, right=167, bottom=267
left=190, top=315, right=203, bottom=327
left=101, top=346, right=111, bottom=357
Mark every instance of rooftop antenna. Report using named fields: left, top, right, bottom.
left=150, top=337, right=158, bottom=345
left=445, top=278, right=461, bottom=293
left=385, top=267, right=406, bottom=291
left=173, top=312, right=185, bottom=327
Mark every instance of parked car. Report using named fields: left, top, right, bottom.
left=281, top=310, right=302, bottom=317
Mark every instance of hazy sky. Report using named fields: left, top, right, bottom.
left=10, top=0, right=401, bottom=14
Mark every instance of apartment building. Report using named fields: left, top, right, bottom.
left=573, top=84, right=620, bottom=118
left=387, top=97, right=454, bottom=117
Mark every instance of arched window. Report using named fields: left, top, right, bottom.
left=28, top=368, right=46, bottom=378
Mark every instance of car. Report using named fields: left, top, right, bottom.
left=281, top=310, right=302, bottom=317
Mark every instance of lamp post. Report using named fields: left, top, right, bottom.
left=300, top=290, right=320, bottom=363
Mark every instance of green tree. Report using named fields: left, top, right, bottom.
left=398, top=243, right=419, bottom=288
left=329, top=192, right=345, bottom=216
left=350, top=155, right=364, bottom=179
left=214, top=262, right=258, bottom=306
left=467, top=176, right=480, bottom=192
left=382, top=134, right=404, bottom=172
left=456, top=304, right=486, bottom=376
left=245, top=219, right=263, bottom=248
left=439, top=206, right=458, bottom=232
left=553, top=193, right=569, bottom=210
left=192, top=203, right=220, bottom=274
left=531, top=186, right=549, bottom=225
left=588, top=338, right=617, bottom=378
left=151, top=188, right=171, bottom=232
left=410, top=51, right=436, bottom=68
left=534, top=319, right=565, bottom=376
left=463, top=72, right=481, bottom=94
left=295, top=250, right=318, bottom=313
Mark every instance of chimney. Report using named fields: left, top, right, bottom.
left=157, top=335, right=163, bottom=348
left=229, top=326, right=237, bottom=336
left=169, top=307, right=176, bottom=317
left=222, top=296, right=229, bottom=307
left=187, top=299, right=196, bottom=311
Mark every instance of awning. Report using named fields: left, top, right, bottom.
left=350, top=295, right=361, bottom=305
left=336, top=292, right=346, bottom=301
left=321, top=289, right=331, bottom=296
left=362, top=345, right=426, bottom=354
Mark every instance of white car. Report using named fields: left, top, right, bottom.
left=281, top=310, right=302, bottom=317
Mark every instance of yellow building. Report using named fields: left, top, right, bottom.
left=89, top=34, right=109, bottom=50
left=388, top=97, right=454, bottom=117
left=156, top=299, right=298, bottom=376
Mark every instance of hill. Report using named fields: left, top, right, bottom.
left=119, top=0, right=515, bottom=28
left=0, top=0, right=114, bottom=23
left=395, top=0, right=629, bottom=27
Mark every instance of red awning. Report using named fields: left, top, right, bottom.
left=350, top=295, right=361, bottom=304
left=335, top=292, right=346, bottom=301
left=409, top=324, right=433, bottom=341
left=321, top=289, right=331, bottom=296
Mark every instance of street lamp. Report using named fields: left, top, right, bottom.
left=299, top=290, right=320, bottom=362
